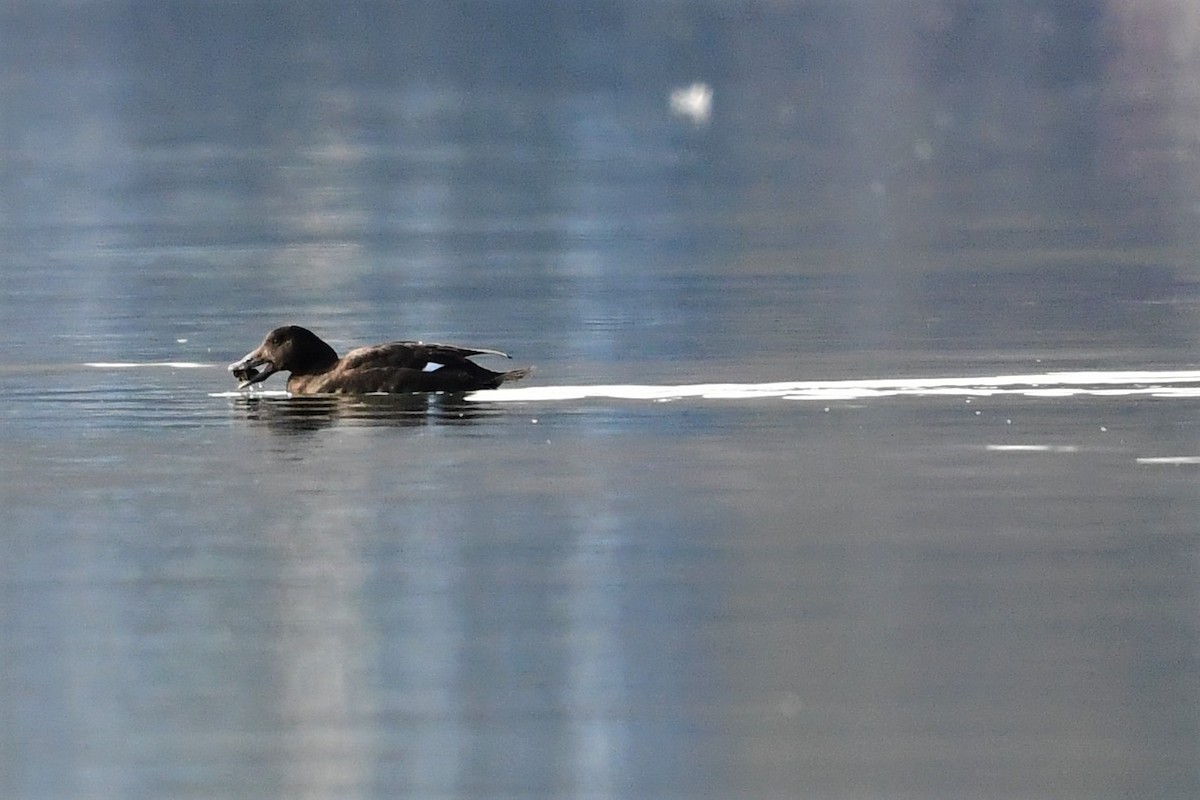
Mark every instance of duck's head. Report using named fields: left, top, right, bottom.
left=229, top=325, right=338, bottom=388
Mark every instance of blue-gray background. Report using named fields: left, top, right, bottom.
left=3, top=2, right=1200, bottom=798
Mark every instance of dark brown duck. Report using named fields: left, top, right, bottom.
left=229, top=325, right=531, bottom=394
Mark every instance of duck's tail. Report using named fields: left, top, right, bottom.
left=496, top=366, right=534, bottom=386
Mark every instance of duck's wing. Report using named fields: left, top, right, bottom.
left=340, top=341, right=510, bottom=372
left=414, top=342, right=511, bottom=362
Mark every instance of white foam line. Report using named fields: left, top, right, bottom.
left=86, top=362, right=211, bottom=369
left=209, top=390, right=290, bottom=398
left=1136, top=456, right=1200, bottom=464
left=470, top=370, right=1200, bottom=403
left=987, top=445, right=1080, bottom=452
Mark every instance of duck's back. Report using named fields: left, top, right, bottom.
left=288, top=341, right=527, bottom=394
left=340, top=341, right=509, bottom=372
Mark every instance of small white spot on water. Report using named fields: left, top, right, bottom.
left=669, top=82, right=712, bottom=124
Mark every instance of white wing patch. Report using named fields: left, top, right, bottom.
left=422, top=362, right=444, bottom=372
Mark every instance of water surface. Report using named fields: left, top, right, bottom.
left=4, top=2, right=1200, bottom=799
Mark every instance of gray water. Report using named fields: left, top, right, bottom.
left=4, top=2, right=1200, bottom=798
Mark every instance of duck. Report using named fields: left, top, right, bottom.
left=229, top=325, right=531, bottom=394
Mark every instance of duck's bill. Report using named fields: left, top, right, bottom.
left=228, top=352, right=277, bottom=389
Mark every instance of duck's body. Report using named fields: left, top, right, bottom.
left=229, top=325, right=531, bottom=394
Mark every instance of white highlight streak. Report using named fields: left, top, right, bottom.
left=1136, top=456, right=1200, bottom=465
left=469, top=370, right=1200, bottom=403
left=209, top=390, right=291, bottom=398
left=86, top=362, right=210, bottom=369
left=986, top=445, right=1080, bottom=453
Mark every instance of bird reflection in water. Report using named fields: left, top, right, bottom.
left=231, top=392, right=504, bottom=433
